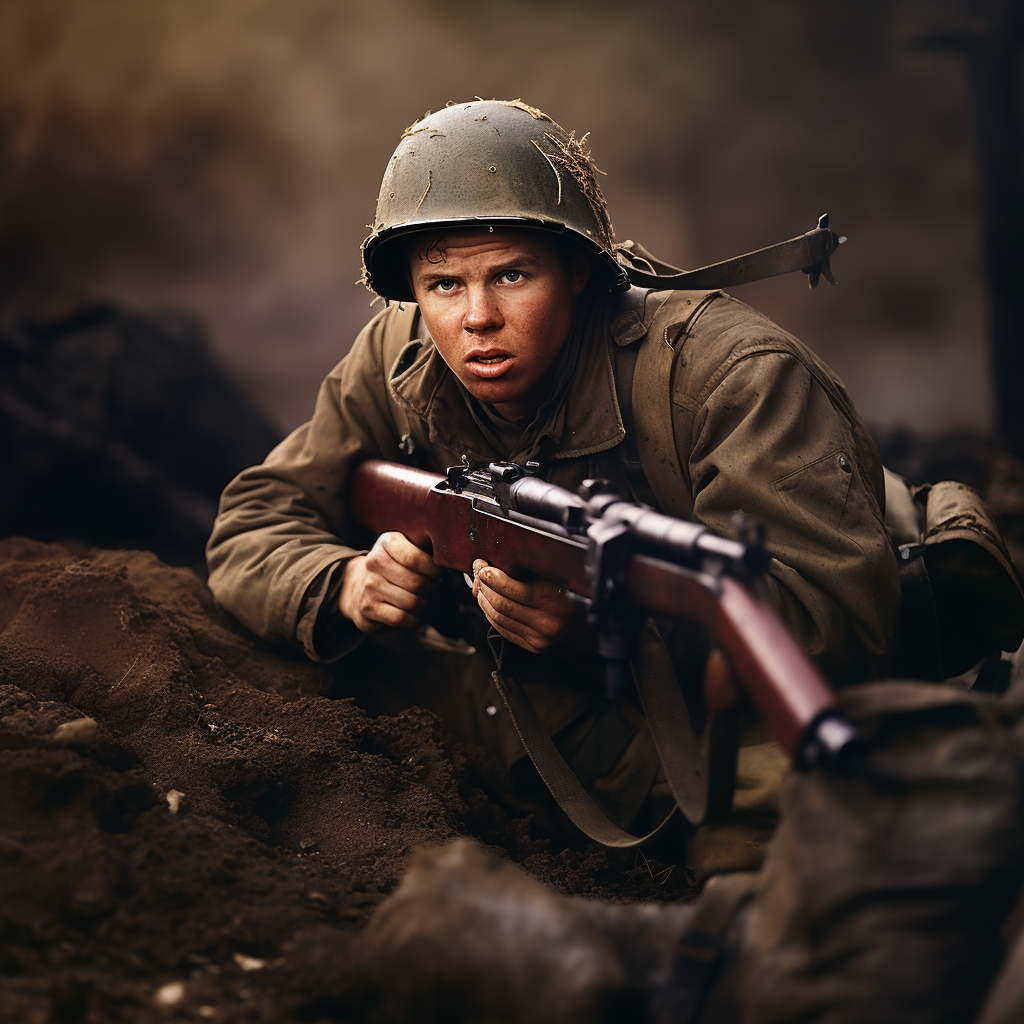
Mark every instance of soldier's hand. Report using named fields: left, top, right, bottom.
left=339, top=532, right=441, bottom=633
left=472, top=559, right=583, bottom=654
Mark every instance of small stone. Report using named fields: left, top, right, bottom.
left=53, top=717, right=97, bottom=744
left=232, top=953, right=265, bottom=972
left=166, top=790, right=185, bottom=815
left=154, top=981, right=185, bottom=1006
left=299, top=838, right=317, bottom=851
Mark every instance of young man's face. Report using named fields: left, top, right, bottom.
left=409, top=228, right=590, bottom=420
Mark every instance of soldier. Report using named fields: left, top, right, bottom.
left=206, top=99, right=900, bottom=877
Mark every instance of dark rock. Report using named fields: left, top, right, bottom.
left=0, top=300, right=280, bottom=569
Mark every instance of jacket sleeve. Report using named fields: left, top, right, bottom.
left=205, top=307, right=408, bottom=655
left=686, top=349, right=900, bottom=685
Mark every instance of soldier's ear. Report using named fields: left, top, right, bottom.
left=569, top=251, right=592, bottom=296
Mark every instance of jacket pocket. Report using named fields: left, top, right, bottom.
left=773, top=450, right=854, bottom=531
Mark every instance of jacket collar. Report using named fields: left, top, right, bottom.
left=388, top=294, right=627, bottom=462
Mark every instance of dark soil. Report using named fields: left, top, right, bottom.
left=0, top=539, right=689, bottom=1024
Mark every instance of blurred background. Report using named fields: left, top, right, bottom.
left=1, top=0, right=1021, bottom=565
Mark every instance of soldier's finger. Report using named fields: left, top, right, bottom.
left=366, top=541, right=437, bottom=595
left=476, top=580, right=561, bottom=639
left=363, top=598, right=420, bottom=630
left=477, top=590, right=550, bottom=652
left=370, top=553, right=437, bottom=597
left=477, top=565, right=570, bottom=616
left=474, top=564, right=539, bottom=607
left=489, top=620, right=547, bottom=654
left=487, top=618, right=548, bottom=655
left=380, top=532, right=442, bottom=578
left=368, top=577, right=430, bottom=615
left=349, top=608, right=384, bottom=634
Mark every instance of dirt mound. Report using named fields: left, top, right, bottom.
left=0, top=539, right=688, bottom=1023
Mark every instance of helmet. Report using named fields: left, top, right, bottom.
left=361, top=99, right=629, bottom=301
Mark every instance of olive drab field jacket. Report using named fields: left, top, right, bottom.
left=207, top=286, right=900, bottom=689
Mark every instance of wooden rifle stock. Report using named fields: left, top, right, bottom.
left=350, top=459, right=842, bottom=765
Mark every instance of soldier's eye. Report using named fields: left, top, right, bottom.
left=502, top=270, right=522, bottom=283
left=435, top=279, right=456, bottom=292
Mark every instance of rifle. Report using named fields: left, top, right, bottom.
left=351, top=458, right=858, bottom=846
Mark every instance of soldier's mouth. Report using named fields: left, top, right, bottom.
left=466, top=352, right=514, bottom=378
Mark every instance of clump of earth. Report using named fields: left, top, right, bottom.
left=0, top=538, right=691, bottom=1024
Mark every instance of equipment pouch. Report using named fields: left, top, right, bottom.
left=885, top=468, right=1024, bottom=680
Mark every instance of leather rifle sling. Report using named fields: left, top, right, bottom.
left=488, top=621, right=736, bottom=845
left=488, top=632, right=676, bottom=848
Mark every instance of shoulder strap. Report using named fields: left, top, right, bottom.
left=380, top=302, right=424, bottom=458
left=612, top=288, right=719, bottom=519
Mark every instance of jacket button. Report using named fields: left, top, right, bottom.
left=838, top=454, right=851, bottom=472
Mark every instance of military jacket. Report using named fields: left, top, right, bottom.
left=207, top=287, right=898, bottom=688
left=206, top=287, right=900, bottom=849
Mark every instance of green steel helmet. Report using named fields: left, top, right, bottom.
left=361, top=99, right=629, bottom=302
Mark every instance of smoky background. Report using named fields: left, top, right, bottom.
left=0, top=0, right=1000, bottom=437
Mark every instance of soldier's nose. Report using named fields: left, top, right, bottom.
left=463, top=289, right=503, bottom=333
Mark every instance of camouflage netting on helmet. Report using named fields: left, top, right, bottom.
left=734, top=679, right=1024, bottom=1024
left=361, top=99, right=626, bottom=302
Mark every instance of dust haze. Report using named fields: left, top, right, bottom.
left=0, top=0, right=995, bottom=434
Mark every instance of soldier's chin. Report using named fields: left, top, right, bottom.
left=462, top=377, right=523, bottom=409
